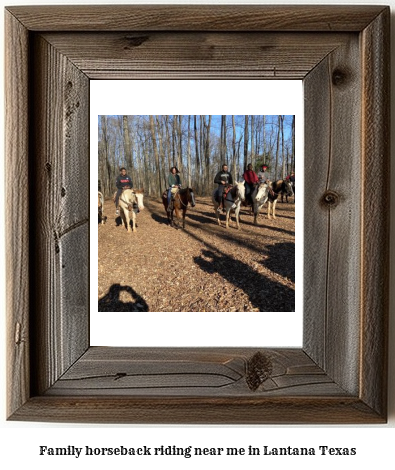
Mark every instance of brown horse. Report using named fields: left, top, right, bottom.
left=162, top=187, right=196, bottom=228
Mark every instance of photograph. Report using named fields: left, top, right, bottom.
left=3, top=1, right=391, bottom=436
left=97, top=114, right=295, bottom=313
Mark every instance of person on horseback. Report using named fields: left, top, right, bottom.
left=257, top=164, right=269, bottom=184
left=243, top=163, right=259, bottom=205
left=115, top=167, right=133, bottom=215
left=167, top=166, right=182, bottom=213
left=214, top=164, right=233, bottom=212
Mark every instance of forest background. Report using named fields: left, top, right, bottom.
left=98, top=115, right=295, bottom=197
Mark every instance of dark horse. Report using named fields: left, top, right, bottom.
left=162, top=187, right=196, bottom=228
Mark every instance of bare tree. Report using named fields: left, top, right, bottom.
left=203, top=115, right=212, bottom=193
left=194, top=115, right=200, bottom=193
left=232, top=115, right=237, bottom=183
left=243, top=115, right=249, bottom=171
left=187, top=115, right=191, bottom=188
left=250, top=115, right=255, bottom=168
left=149, top=115, right=161, bottom=195
left=98, top=114, right=295, bottom=197
left=274, top=115, right=281, bottom=180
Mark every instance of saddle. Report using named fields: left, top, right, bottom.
left=215, top=185, right=232, bottom=203
left=163, top=187, right=179, bottom=201
left=170, top=187, right=179, bottom=199
left=223, top=186, right=232, bottom=200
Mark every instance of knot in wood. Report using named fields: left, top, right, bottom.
left=246, top=351, right=273, bottom=391
left=321, top=190, right=340, bottom=207
left=332, top=68, right=348, bottom=87
left=123, top=35, right=149, bottom=49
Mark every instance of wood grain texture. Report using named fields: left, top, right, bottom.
left=5, top=5, right=389, bottom=424
left=29, top=34, right=90, bottom=395
left=5, top=10, right=30, bottom=418
left=46, top=347, right=344, bottom=397
left=9, top=396, right=383, bottom=425
left=360, top=9, right=390, bottom=417
left=5, top=5, right=386, bottom=32
left=42, top=32, right=352, bottom=80
left=304, top=35, right=362, bottom=395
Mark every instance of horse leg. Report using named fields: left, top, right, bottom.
left=272, top=199, right=277, bottom=219
left=253, top=203, right=259, bottom=225
left=170, top=209, right=175, bottom=227
left=225, top=209, right=230, bottom=229
left=182, top=209, right=186, bottom=229
left=235, top=207, right=241, bottom=230
left=125, top=211, right=131, bottom=232
left=268, top=201, right=272, bottom=219
left=214, top=201, right=221, bottom=225
left=131, top=212, right=136, bottom=232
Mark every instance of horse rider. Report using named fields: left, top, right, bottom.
left=243, top=163, right=259, bottom=205
left=167, top=166, right=182, bottom=212
left=214, top=163, right=233, bottom=212
left=257, top=164, right=269, bottom=184
left=115, top=167, right=133, bottom=215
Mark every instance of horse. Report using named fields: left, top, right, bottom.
left=98, top=191, right=106, bottom=224
left=162, top=187, right=196, bottom=228
left=118, top=188, right=138, bottom=232
left=252, top=182, right=270, bottom=225
left=212, top=181, right=246, bottom=229
left=279, top=178, right=294, bottom=203
left=267, top=179, right=293, bottom=219
left=133, top=188, right=145, bottom=211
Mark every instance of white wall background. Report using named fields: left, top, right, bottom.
left=1, top=1, right=394, bottom=469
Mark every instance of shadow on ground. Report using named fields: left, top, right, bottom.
left=194, top=249, right=294, bottom=312
left=98, top=284, right=149, bottom=312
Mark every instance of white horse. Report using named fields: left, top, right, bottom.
left=133, top=189, right=145, bottom=212
left=252, top=182, right=270, bottom=224
left=98, top=191, right=106, bottom=224
left=212, top=181, right=246, bottom=229
left=119, top=189, right=138, bottom=233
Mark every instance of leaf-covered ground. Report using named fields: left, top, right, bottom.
left=98, top=196, right=295, bottom=312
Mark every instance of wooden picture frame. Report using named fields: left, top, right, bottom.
left=5, top=5, right=389, bottom=424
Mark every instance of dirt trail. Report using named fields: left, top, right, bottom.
left=98, top=196, right=295, bottom=312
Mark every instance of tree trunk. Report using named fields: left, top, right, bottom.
left=280, top=115, right=285, bottom=178
left=250, top=115, right=255, bottom=168
left=274, top=115, right=281, bottom=181
left=149, top=115, right=161, bottom=196
left=292, top=115, right=295, bottom=173
left=243, top=115, right=249, bottom=171
left=156, top=116, right=165, bottom=195
left=187, top=115, right=191, bottom=188
left=220, top=115, right=227, bottom=163
left=178, top=115, right=182, bottom=172
left=194, top=115, right=200, bottom=194
left=203, top=115, right=212, bottom=195
left=232, top=115, right=237, bottom=183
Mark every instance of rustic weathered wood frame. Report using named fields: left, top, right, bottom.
left=5, top=5, right=389, bottom=423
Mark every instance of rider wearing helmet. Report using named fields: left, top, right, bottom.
left=257, top=164, right=269, bottom=184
